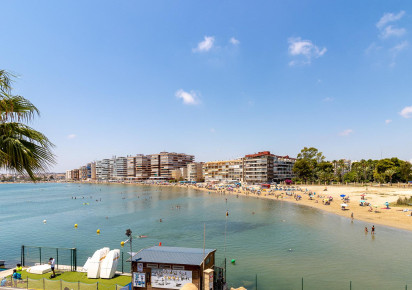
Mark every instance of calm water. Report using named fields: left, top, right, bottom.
left=1, top=183, right=412, bottom=289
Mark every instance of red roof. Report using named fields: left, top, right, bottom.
left=245, top=151, right=274, bottom=158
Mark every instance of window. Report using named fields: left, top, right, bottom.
left=172, top=265, right=184, bottom=270
left=159, top=264, right=171, bottom=269
left=147, top=264, right=158, bottom=269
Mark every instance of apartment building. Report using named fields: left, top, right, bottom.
left=71, top=169, right=80, bottom=180
left=150, top=152, right=194, bottom=179
left=135, top=154, right=151, bottom=180
left=273, top=155, right=296, bottom=182
left=96, top=159, right=110, bottom=180
left=171, top=167, right=187, bottom=181
left=79, top=166, right=88, bottom=180
left=187, top=162, right=204, bottom=182
left=110, top=156, right=127, bottom=179
left=86, top=163, right=92, bottom=179
left=127, top=156, right=136, bottom=177
left=66, top=170, right=72, bottom=180
left=203, top=159, right=243, bottom=183
left=91, top=162, right=96, bottom=180
left=243, top=151, right=274, bottom=184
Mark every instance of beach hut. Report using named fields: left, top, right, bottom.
left=130, top=246, right=216, bottom=290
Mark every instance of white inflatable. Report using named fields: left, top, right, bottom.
left=81, top=257, right=91, bottom=272
left=27, top=264, right=51, bottom=274
left=100, top=249, right=120, bottom=279
left=87, top=247, right=109, bottom=278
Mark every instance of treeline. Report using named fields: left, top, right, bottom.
left=292, top=147, right=412, bottom=184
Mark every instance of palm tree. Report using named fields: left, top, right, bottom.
left=385, top=168, right=396, bottom=185
left=0, top=70, right=55, bottom=180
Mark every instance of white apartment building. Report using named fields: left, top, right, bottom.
left=273, top=155, right=296, bottom=182
left=110, top=156, right=127, bottom=179
left=243, top=151, right=274, bottom=184
left=96, top=159, right=110, bottom=180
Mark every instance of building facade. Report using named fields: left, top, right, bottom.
left=187, top=162, right=204, bottom=182
left=135, top=154, right=152, bottom=180
left=273, top=155, right=296, bottom=182
left=243, top=151, right=275, bottom=184
left=203, top=159, right=243, bottom=183
left=96, top=159, right=110, bottom=180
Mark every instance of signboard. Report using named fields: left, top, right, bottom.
left=151, top=269, right=192, bottom=289
left=137, top=263, right=143, bottom=272
left=133, top=272, right=146, bottom=288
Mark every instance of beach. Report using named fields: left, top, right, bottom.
left=184, top=183, right=412, bottom=232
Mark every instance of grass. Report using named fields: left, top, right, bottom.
left=13, top=270, right=130, bottom=286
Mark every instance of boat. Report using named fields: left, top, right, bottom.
left=87, top=247, right=109, bottom=278
left=100, top=249, right=120, bottom=279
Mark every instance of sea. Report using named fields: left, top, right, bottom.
left=1, top=183, right=412, bottom=289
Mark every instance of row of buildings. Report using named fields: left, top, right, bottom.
left=66, top=151, right=296, bottom=184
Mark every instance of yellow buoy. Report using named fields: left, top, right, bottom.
left=120, top=241, right=125, bottom=247
left=74, top=224, right=78, bottom=228
left=96, top=229, right=100, bottom=234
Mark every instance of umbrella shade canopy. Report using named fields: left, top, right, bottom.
left=341, top=203, right=348, bottom=207
left=340, top=194, right=346, bottom=197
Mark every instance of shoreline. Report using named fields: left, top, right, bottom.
left=7, top=180, right=412, bottom=232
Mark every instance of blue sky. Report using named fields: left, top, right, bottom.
left=2, top=0, right=412, bottom=172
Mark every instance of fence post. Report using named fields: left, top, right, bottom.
left=60, top=279, right=62, bottom=290
left=78, top=280, right=80, bottom=290
left=57, top=248, right=59, bottom=269
left=350, top=281, right=352, bottom=290
left=97, top=281, right=99, bottom=290
left=43, top=278, right=45, bottom=290
left=40, top=247, right=42, bottom=265
left=301, top=277, right=303, bottom=290
left=255, top=274, right=257, bottom=290
left=122, top=252, right=124, bottom=273
left=26, top=277, right=28, bottom=289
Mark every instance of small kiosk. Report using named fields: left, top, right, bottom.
left=131, top=246, right=216, bottom=290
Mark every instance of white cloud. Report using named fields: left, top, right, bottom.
left=175, top=89, right=200, bottom=105
left=193, top=36, right=215, bottom=52
left=67, top=134, right=76, bottom=139
left=230, top=37, right=240, bottom=45
left=376, top=11, right=405, bottom=29
left=288, top=37, right=326, bottom=65
left=380, top=25, right=406, bottom=38
left=400, top=106, right=412, bottom=118
left=323, top=97, right=334, bottom=102
left=339, top=129, right=353, bottom=136
left=391, top=41, right=408, bottom=54
left=385, top=119, right=392, bottom=124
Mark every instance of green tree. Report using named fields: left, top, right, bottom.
left=385, top=168, right=396, bottom=184
left=0, top=70, right=55, bottom=180
left=399, top=161, right=412, bottom=182
left=292, top=159, right=313, bottom=182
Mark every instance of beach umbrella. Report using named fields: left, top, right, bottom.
left=341, top=203, right=348, bottom=207
left=360, top=200, right=366, bottom=203
left=340, top=194, right=346, bottom=198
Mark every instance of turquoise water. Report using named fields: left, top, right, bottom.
left=1, top=183, right=412, bottom=289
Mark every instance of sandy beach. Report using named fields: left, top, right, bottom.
left=78, top=181, right=412, bottom=232
left=192, top=184, right=412, bottom=232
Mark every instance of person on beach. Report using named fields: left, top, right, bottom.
left=49, top=257, right=56, bottom=278
left=16, top=263, right=22, bottom=275
left=365, top=227, right=368, bottom=233
left=351, top=212, right=354, bottom=221
left=12, top=269, right=21, bottom=287
left=371, top=225, right=375, bottom=235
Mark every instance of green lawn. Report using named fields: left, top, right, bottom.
left=16, top=270, right=130, bottom=286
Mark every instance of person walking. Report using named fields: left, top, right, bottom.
left=371, top=225, right=375, bottom=235
left=49, top=257, right=56, bottom=278
left=351, top=212, right=354, bottom=221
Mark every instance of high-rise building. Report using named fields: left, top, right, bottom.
left=96, top=159, right=110, bottom=180
left=91, top=162, right=96, bottom=180
left=127, top=156, right=136, bottom=177
left=79, top=166, right=87, bottom=180
left=150, top=152, right=194, bottom=179
left=136, top=154, right=151, bottom=180
left=243, top=151, right=274, bottom=184
left=273, top=155, right=296, bottom=182
left=110, top=156, right=127, bottom=179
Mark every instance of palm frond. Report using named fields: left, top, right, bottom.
left=0, top=95, right=40, bottom=123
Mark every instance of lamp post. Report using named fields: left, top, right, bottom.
left=122, top=229, right=133, bottom=284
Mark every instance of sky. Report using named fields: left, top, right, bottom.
left=2, top=0, right=412, bottom=172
